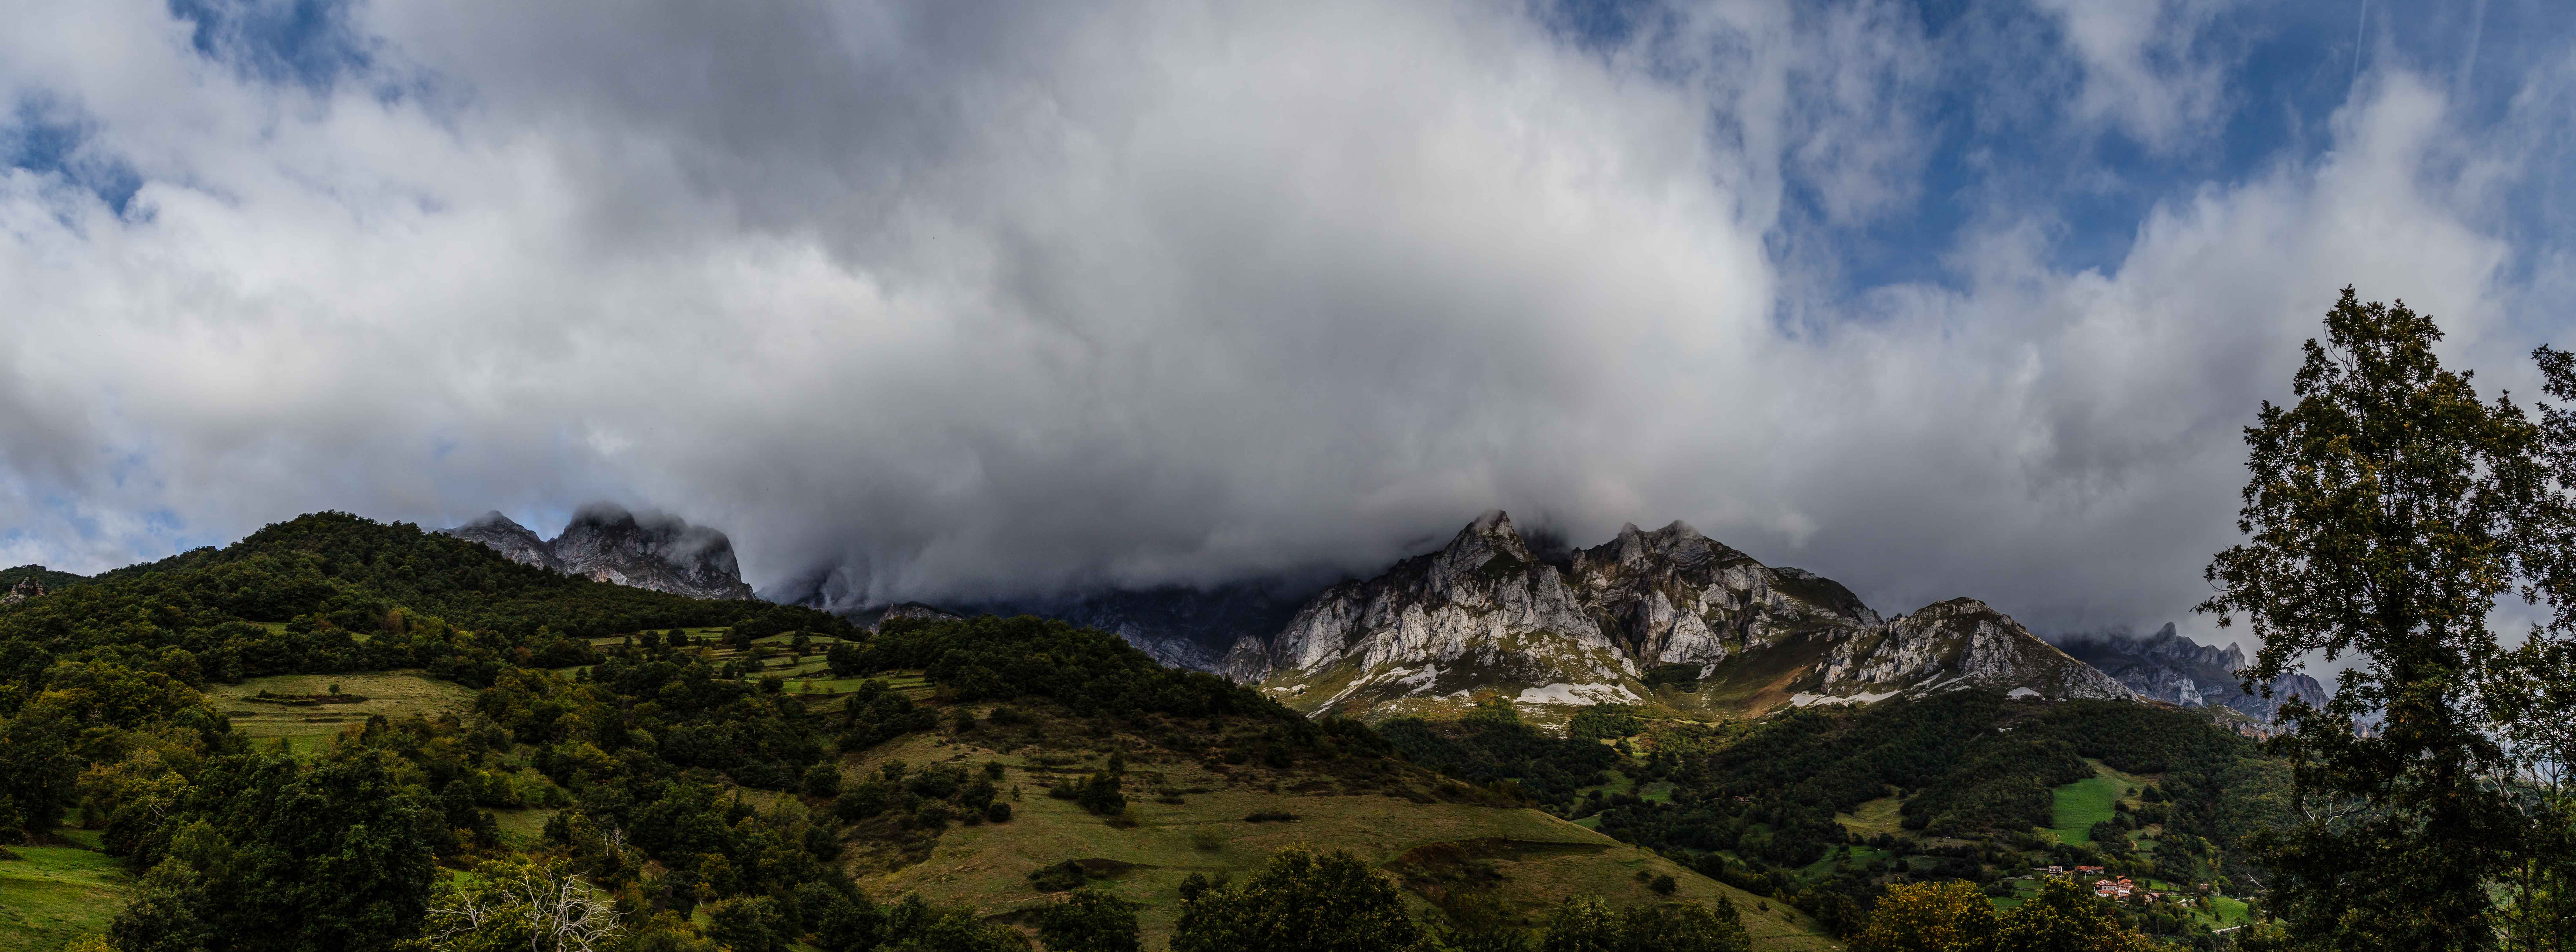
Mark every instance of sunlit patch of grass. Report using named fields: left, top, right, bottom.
left=0, top=835, right=131, bottom=951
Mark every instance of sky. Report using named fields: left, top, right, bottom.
left=5, top=0, right=2576, bottom=644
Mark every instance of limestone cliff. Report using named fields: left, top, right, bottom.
left=440, top=506, right=755, bottom=601
left=2056, top=623, right=2331, bottom=721
left=1225, top=511, right=2112, bottom=720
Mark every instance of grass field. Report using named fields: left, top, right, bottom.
left=0, top=837, right=130, bottom=951
left=847, top=732, right=1843, bottom=951
left=2049, top=759, right=2154, bottom=845
left=205, top=671, right=476, bottom=746
left=1834, top=797, right=1905, bottom=838
left=2049, top=777, right=2122, bottom=845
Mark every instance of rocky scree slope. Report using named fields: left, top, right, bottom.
left=2056, top=623, right=2330, bottom=722
left=1223, top=511, right=2129, bottom=720
left=442, top=505, right=755, bottom=600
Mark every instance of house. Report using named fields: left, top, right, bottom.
left=2047, top=865, right=2064, bottom=876
left=2094, top=877, right=2135, bottom=899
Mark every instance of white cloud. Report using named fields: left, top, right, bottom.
left=0, top=0, right=2566, bottom=645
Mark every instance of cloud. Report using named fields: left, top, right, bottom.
left=0, top=0, right=2570, bottom=645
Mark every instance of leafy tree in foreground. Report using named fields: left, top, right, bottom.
left=1853, top=880, right=1994, bottom=952
left=109, top=748, right=437, bottom=952
left=1846, top=878, right=2149, bottom=952
left=1989, top=879, right=2155, bottom=952
left=2202, top=289, right=2576, bottom=950
left=1171, top=846, right=1431, bottom=952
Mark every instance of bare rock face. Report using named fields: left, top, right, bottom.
left=1221, top=511, right=2077, bottom=721
left=1816, top=599, right=2132, bottom=704
left=2, top=577, right=46, bottom=605
left=446, top=512, right=558, bottom=570
left=2055, top=623, right=2330, bottom=721
left=440, top=505, right=755, bottom=601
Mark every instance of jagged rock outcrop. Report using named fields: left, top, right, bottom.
left=2, top=577, right=46, bottom=605
left=440, top=505, right=755, bottom=601
left=2056, top=623, right=2331, bottom=721
left=1224, top=511, right=2100, bottom=720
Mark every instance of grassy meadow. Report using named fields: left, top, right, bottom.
left=0, top=837, right=129, bottom=952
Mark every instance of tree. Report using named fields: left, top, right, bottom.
left=2484, top=637, right=2576, bottom=952
left=109, top=749, right=438, bottom=952
left=1854, top=880, right=1995, bottom=952
left=2202, top=289, right=2568, bottom=951
left=0, top=712, right=78, bottom=840
left=1074, top=773, right=1125, bottom=817
left=704, top=895, right=789, bottom=952
left=1990, top=879, right=2155, bottom=952
left=1033, top=890, right=1142, bottom=952
left=1171, top=846, right=1431, bottom=952
left=1541, top=896, right=1748, bottom=952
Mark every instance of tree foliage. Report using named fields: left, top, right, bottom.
left=2203, top=289, right=2576, bottom=950
left=1171, top=846, right=1433, bottom=952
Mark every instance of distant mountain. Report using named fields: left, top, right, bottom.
left=2056, top=623, right=2330, bottom=721
left=1222, top=511, right=2127, bottom=720
left=441, top=505, right=755, bottom=600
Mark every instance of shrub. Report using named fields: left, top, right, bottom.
left=1244, top=811, right=1298, bottom=823
left=984, top=802, right=1012, bottom=823
left=913, top=801, right=952, bottom=832
left=1076, top=774, right=1126, bottom=817
left=803, top=763, right=843, bottom=798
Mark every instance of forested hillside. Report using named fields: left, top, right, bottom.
left=0, top=513, right=1791, bottom=952
left=1560, top=692, right=2290, bottom=945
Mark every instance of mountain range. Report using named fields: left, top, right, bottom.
left=441, top=504, right=755, bottom=600
left=2055, top=622, right=2331, bottom=722
left=440, top=502, right=2330, bottom=723
left=1216, top=511, right=2130, bottom=720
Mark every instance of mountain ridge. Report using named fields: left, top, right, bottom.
left=2055, top=622, right=2331, bottom=722
left=1222, top=511, right=2129, bottom=721
left=441, top=504, right=755, bottom=600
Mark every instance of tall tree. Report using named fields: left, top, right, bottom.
left=2201, top=289, right=2564, bottom=951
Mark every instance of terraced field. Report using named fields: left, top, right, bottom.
left=205, top=671, right=476, bottom=747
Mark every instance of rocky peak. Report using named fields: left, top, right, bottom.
left=440, top=504, right=755, bottom=601
left=447, top=511, right=557, bottom=570
left=1227, top=512, right=2096, bottom=721
left=1424, top=510, right=1538, bottom=590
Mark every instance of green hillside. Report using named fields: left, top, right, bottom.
left=0, top=513, right=1808, bottom=952
left=1566, top=691, right=2290, bottom=947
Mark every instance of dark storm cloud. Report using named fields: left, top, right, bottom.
left=2, top=0, right=2573, bottom=644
